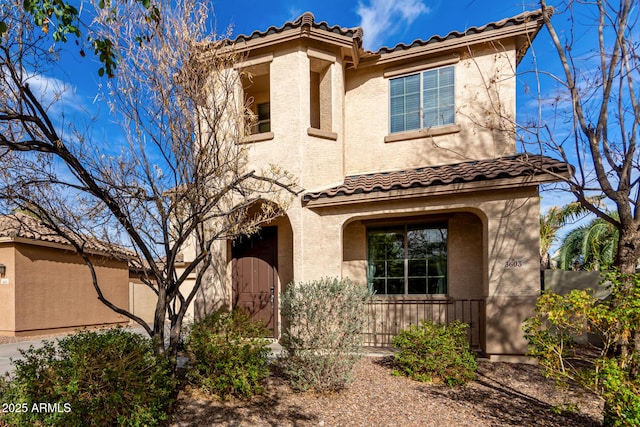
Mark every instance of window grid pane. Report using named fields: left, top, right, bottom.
left=368, top=225, right=447, bottom=295
left=389, top=74, right=421, bottom=133
left=423, top=67, right=455, bottom=127
left=389, top=65, right=455, bottom=133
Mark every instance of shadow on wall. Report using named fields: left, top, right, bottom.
left=543, top=270, right=609, bottom=298
left=194, top=254, right=229, bottom=322
left=485, top=195, right=538, bottom=357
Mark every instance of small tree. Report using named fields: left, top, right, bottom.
left=526, top=0, right=640, bottom=275
left=0, top=0, right=294, bottom=372
left=539, top=201, right=592, bottom=270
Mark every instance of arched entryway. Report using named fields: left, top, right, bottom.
left=232, top=226, right=278, bottom=337
left=230, top=203, right=293, bottom=338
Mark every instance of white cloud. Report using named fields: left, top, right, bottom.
left=356, top=0, right=430, bottom=50
left=25, top=73, right=78, bottom=110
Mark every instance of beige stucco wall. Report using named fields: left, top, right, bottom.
left=0, top=244, right=16, bottom=335
left=344, top=44, right=517, bottom=175
left=341, top=211, right=483, bottom=299
left=12, top=242, right=129, bottom=335
left=240, top=42, right=346, bottom=192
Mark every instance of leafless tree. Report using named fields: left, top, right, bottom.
left=0, top=0, right=295, bottom=370
left=524, top=0, right=640, bottom=274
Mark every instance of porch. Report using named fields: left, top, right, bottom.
left=364, top=298, right=485, bottom=351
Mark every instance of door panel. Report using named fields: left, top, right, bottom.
left=232, top=226, right=278, bottom=337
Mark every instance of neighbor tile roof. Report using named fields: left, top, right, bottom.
left=0, top=213, right=132, bottom=258
left=302, top=154, right=569, bottom=203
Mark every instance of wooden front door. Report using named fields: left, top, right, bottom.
left=231, top=226, right=278, bottom=337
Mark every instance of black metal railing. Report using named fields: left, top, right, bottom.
left=364, top=298, right=485, bottom=349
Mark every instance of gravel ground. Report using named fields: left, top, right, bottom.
left=170, top=356, right=604, bottom=427
left=1, top=334, right=604, bottom=426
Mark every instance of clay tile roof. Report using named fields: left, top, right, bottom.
left=374, top=9, right=548, bottom=55
left=302, top=154, right=569, bottom=203
left=232, top=11, right=363, bottom=45
left=0, top=213, right=133, bottom=258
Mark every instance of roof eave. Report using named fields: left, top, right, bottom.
left=231, top=26, right=358, bottom=56
left=302, top=171, right=568, bottom=209
left=368, top=15, right=545, bottom=68
left=0, top=236, right=132, bottom=260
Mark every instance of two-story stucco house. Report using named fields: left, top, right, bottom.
left=193, top=9, right=569, bottom=361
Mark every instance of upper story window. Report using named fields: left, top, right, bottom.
left=241, top=64, right=271, bottom=135
left=256, top=102, right=271, bottom=133
left=389, top=65, right=455, bottom=134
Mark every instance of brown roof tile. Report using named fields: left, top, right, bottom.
left=232, top=11, right=363, bottom=45
left=302, top=154, right=569, bottom=203
left=374, top=9, right=548, bottom=55
left=0, top=213, right=132, bottom=258
left=231, top=9, right=548, bottom=59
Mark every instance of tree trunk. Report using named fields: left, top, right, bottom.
left=615, top=225, right=640, bottom=275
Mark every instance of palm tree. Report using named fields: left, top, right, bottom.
left=555, top=214, right=619, bottom=271
left=539, top=201, right=593, bottom=270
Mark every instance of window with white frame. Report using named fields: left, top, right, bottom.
left=389, top=65, right=455, bottom=134
left=367, top=224, right=447, bottom=295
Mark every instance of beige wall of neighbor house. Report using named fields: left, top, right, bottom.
left=0, top=245, right=17, bottom=334
left=0, top=241, right=130, bottom=336
left=129, top=274, right=197, bottom=327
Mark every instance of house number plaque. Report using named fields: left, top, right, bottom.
left=504, top=259, right=524, bottom=268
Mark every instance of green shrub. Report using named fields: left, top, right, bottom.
left=1, top=328, right=175, bottom=427
left=596, top=358, right=640, bottom=426
left=524, top=272, right=640, bottom=426
left=186, top=308, right=270, bottom=399
left=392, top=320, right=477, bottom=386
left=279, top=277, right=371, bottom=392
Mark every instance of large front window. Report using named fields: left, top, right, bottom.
left=367, top=224, right=447, bottom=295
left=389, top=65, right=455, bottom=133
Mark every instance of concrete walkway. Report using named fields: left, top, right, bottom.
left=0, top=326, right=149, bottom=377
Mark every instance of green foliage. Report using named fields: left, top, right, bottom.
left=279, top=277, right=371, bottom=392
left=3, top=0, right=162, bottom=77
left=524, top=271, right=640, bottom=425
left=21, top=0, right=81, bottom=42
left=1, top=328, right=175, bottom=426
left=539, top=201, right=593, bottom=268
left=555, top=214, right=619, bottom=271
left=596, top=358, right=640, bottom=426
left=186, top=309, right=270, bottom=400
left=392, top=320, right=477, bottom=386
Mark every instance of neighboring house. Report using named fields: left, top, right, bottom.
left=193, top=10, right=570, bottom=360
left=0, top=214, right=130, bottom=336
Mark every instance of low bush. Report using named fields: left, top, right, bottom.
left=523, top=271, right=640, bottom=426
left=279, top=277, right=371, bottom=392
left=1, top=328, right=175, bottom=427
left=392, top=320, right=477, bottom=386
left=186, top=308, right=270, bottom=399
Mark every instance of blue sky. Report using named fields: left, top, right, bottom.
left=213, top=0, right=538, bottom=51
